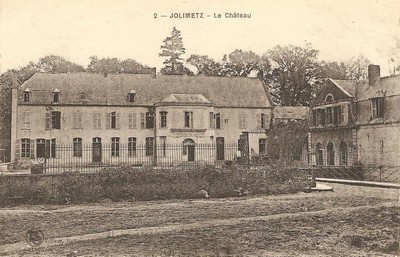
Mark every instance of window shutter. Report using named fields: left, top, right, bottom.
left=264, top=113, right=270, bottom=128
left=256, top=113, right=261, bottom=129
left=141, top=112, right=145, bottom=129
left=78, top=112, right=82, bottom=128
left=116, top=113, right=120, bottom=129
left=30, top=139, right=35, bottom=159
left=106, top=112, right=111, bottom=129
left=92, top=113, right=96, bottom=129
left=45, top=112, right=51, bottom=130
left=15, top=139, right=21, bottom=159
left=128, top=113, right=133, bottom=129
left=344, top=105, right=348, bottom=124
left=132, top=112, right=137, bottom=129
left=220, top=113, right=224, bottom=129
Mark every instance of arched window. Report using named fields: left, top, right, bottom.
left=53, top=89, right=60, bottom=103
left=316, top=143, right=323, bottom=166
left=23, top=88, right=31, bottom=103
left=339, top=142, right=347, bottom=166
left=182, top=138, right=195, bottom=155
left=327, top=142, right=335, bottom=166
left=325, top=94, right=334, bottom=103
left=127, top=90, right=136, bottom=102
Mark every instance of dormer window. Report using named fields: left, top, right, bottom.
left=325, top=94, right=334, bottom=103
left=53, top=89, right=60, bottom=103
left=23, top=88, right=31, bottom=103
left=128, top=90, right=136, bottom=103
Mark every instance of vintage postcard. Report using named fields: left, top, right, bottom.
left=0, top=0, right=399, bottom=256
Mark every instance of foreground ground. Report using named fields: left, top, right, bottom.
left=0, top=183, right=399, bottom=256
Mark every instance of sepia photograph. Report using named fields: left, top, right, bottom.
left=0, top=0, right=399, bottom=256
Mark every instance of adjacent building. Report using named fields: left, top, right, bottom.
left=11, top=71, right=273, bottom=167
left=309, top=65, right=400, bottom=169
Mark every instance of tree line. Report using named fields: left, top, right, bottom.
left=0, top=27, right=398, bottom=161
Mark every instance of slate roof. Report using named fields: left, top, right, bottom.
left=273, top=106, right=309, bottom=120
left=18, top=73, right=272, bottom=108
left=357, top=75, right=400, bottom=101
left=160, top=94, right=211, bottom=104
left=330, top=79, right=357, bottom=97
left=330, top=75, right=400, bottom=101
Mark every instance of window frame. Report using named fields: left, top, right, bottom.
left=145, top=112, right=155, bottom=129
left=128, top=137, right=137, bottom=157
left=371, top=97, right=384, bottom=119
left=160, top=111, right=167, bottom=128
left=51, top=111, right=61, bottom=129
left=111, top=137, right=120, bottom=157
left=145, top=137, right=154, bottom=156
left=21, top=138, right=31, bottom=158
left=184, top=111, right=193, bottom=128
left=73, top=138, right=83, bottom=157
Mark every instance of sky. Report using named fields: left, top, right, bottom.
left=0, top=0, right=399, bottom=76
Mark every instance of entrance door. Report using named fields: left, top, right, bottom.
left=183, top=139, right=195, bottom=162
left=216, top=137, right=225, bottom=161
left=188, top=144, right=195, bottom=161
left=92, top=137, right=102, bottom=162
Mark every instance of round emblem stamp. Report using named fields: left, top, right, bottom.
left=26, top=228, right=45, bottom=247
left=37, top=157, right=45, bottom=164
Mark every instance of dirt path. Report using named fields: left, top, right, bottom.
left=1, top=201, right=396, bottom=255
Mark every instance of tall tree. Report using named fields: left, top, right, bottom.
left=87, top=56, right=149, bottom=74
left=268, top=44, right=322, bottom=106
left=186, top=54, right=221, bottom=76
left=320, top=61, right=349, bottom=80
left=159, top=27, right=190, bottom=75
left=0, top=55, right=85, bottom=161
left=345, top=55, right=370, bottom=82
left=36, top=55, right=85, bottom=73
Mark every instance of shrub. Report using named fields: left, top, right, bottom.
left=0, top=165, right=309, bottom=206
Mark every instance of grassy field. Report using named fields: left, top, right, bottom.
left=1, top=183, right=399, bottom=256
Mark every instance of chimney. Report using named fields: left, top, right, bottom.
left=151, top=67, right=156, bottom=79
left=368, top=64, right=380, bottom=87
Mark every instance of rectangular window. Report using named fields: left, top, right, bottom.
left=21, top=111, right=31, bottom=129
left=215, top=113, right=221, bottom=129
left=111, top=112, right=117, bottom=129
left=239, top=113, right=247, bottom=129
left=128, top=113, right=137, bottom=129
left=21, top=139, right=31, bottom=158
left=93, top=113, right=101, bottom=130
left=341, top=105, right=346, bottom=123
left=73, top=138, right=82, bottom=157
left=259, top=138, right=266, bottom=154
left=73, top=111, right=82, bottom=129
left=36, top=139, right=46, bottom=158
left=312, top=110, right=317, bottom=126
left=261, top=113, right=269, bottom=129
left=184, top=111, right=193, bottom=128
left=146, top=112, right=154, bottom=129
left=51, top=111, right=61, bottom=129
left=128, top=137, right=137, bottom=157
left=51, top=139, right=56, bottom=158
left=111, top=137, right=120, bottom=157
left=209, top=112, right=214, bottom=129
left=326, top=107, right=333, bottom=125
left=316, top=109, right=325, bottom=125
left=160, top=112, right=167, bottom=128
left=159, top=136, right=166, bottom=156
left=53, top=92, right=60, bottom=103
left=145, top=137, right=154, bottom=156
left=371, top=97, right=384, bottom=118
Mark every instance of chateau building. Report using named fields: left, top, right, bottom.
left=11, top=71, right=273, bottom=166
left=309, top=65, right=400, bottom=169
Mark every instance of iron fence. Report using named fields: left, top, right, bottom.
left=302, top=165, right=400, bottom=184
left=42, top=143, right=241, bottom=173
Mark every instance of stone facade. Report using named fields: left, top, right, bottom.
left=11, top=72, right=273, bottom=166
left=309, top=65, right=400, bottom=168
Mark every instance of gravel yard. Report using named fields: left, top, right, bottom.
left=1, top=183, right=399, bottom=256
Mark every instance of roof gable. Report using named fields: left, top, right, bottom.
left=19, top=73, right=272, bottom=108
left=313, top=79, right=355, bottom=105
